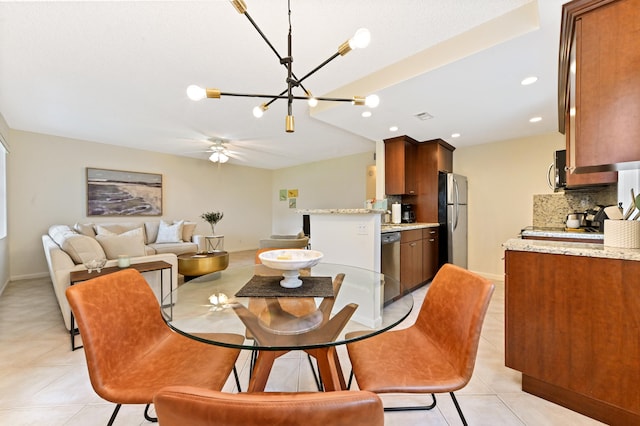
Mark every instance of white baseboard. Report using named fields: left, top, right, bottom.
left=9, top=271, right=49, bottom=282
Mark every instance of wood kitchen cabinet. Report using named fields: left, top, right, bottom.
left=505, top=250, right=640, bottom=425
left=414, top=139, right=454, bottom=223
left=384, top=135, right=417, bottom=195
left=559, top=0, right=640, bottom=174
left=400, top=229, right=423, bottom=293
left=422, top=227, right=438, bottom=281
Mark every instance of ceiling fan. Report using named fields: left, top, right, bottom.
left=202, top=138, right=240, bottom=163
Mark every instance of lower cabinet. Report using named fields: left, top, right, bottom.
left=505, top=250, right=640, bottom=425
left=399, top=227, right=439, bottom=294
left=422, top=227, right=438, bottom=281
left=400, top=229, right=422, bottom=294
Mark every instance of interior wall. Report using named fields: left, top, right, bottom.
left=270, top=151, right=375, bottom=235
left=454, top=131, right=565, bottom=279
left=0, top=114, right=9, bottom=292
left=8, top=130, right=273, bottom=280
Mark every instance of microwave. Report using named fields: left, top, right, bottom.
left=550, top=150, right=567, bottom=191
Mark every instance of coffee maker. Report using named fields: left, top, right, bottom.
left=401, top=204, right=416, bottom=223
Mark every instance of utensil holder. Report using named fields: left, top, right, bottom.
left=604, top=220, right=640, bottom=248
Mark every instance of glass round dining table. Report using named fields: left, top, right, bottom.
left=161, top=262, right=413, bottom=392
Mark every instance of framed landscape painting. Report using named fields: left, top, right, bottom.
left=86, top=168, right=162, bottom=216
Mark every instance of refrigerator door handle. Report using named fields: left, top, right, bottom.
left=452, top=176, right=459, bottom=231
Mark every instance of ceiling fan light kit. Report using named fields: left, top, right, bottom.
left=187, top=0, right=379, bottom=133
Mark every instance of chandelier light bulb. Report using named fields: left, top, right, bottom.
left=253, top=106, right=264, bottom=118
left=186, top=85, right=206, bottom=101
left=365, top=94, right=380, bottom=108
left=349, top=28, right=371, bottom=50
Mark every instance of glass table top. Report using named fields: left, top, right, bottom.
left=161, top=262, right=414, bottom=351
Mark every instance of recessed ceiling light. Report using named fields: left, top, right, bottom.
left=529, top=116, right=542, bottom=123
left=521, top=76, right=538, bottom=85
left=451, top=133, right=461, bottom=138
left=361, top=111, right=372, bottom=118
left=389, top=126, right=398, bottom=132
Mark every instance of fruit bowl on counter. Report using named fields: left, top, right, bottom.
left=258, top=249, right=323, bottom=288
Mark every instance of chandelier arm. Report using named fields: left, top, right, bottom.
left=239, top=10, right=311, bottom=95
left=294, top=52, right=341, bottom=87
left=218, top=92, right=355, bottom=103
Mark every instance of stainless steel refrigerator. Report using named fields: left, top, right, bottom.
left=438, top=172, right=468, bottom=268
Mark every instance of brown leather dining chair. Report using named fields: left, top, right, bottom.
left=65, top=269, right=245, bottom=425
left=153, top=385, right=384, bottom=426
left=346, top=263, right=494, bottom=425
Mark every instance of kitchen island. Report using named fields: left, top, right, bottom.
left=503, top=238, right=640, bottom=425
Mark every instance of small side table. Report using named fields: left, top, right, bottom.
left=178, top=251, right=229, bottom=281
left=205, top=235, right=224, bottom=253
left=69, top=260, right=173, bottom=351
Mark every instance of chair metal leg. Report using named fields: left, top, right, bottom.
left=348, top=370, right=438, bottom=412
left=449, top=392, right=468, bottom=426
left=233, top=366, right=242, bottom=392
left=144, top=403, right=158, bottom=423
left=107, top=404, right=121, bottom=426
left=307, top=354, right=323, bottom=391
left=383, top=393, right=437, bottom=412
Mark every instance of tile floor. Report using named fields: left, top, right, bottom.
left=0, top=250, right=604, bottom=425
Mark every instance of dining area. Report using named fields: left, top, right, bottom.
left=0, top=247, right=610, bottom=425
left=62, top=247, right=497, bottom=426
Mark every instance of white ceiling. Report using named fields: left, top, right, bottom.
left=0, top=0, right=568, bottom=170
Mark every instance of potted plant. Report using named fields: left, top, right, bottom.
left=201, top=211, right=224, bottom=235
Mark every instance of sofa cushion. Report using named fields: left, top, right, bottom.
left=182, top=221, right=197, bottom=242
left=96, top=222, right=143, bottom=236
left=73, top=222, right=96, bottom=237
left=156, top=220, right=184, bottom=243
left=144, top=221, right=160, bottom=244
left=95, top=227, right=146, bottom=259
left=48, top=225, right=76, bottom=247
left=48, top=225, right=106, bottom=264
left=148, top=242, right=198, bottom=256
left=62, top=235, right=107, bottom=264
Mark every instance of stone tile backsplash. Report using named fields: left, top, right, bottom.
left=533, top=186, right=618, bottom=227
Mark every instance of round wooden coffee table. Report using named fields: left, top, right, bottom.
left=178, top=251, right=229, bottom=280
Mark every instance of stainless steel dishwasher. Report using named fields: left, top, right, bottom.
left=381, top=231, right=401, bottom=301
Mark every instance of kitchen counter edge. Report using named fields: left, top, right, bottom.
left=503, top=238, right=640, bottom=261
left=381, top=223, right=439, bottom=233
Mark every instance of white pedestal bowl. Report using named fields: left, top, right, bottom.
left=258, top=249, right=324, bottom=288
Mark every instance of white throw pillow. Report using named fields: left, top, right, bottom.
left=156, top=220, right=184, bottom=243
left=95, top=227, right=146, bottom=259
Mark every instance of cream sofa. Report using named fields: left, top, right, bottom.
left=42, top=220, right=202, bottom=331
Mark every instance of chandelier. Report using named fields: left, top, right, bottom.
left=187, top=0, right=380, bottom=133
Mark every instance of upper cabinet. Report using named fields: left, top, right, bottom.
left=384, top=135, right=418, bottom=195
left=414, top=139, right=454, bottom=222
left=559, top=0, right=640, bottom=174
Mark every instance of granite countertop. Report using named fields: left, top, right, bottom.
left=520, top=226, right=604, bottom=242
left=503, top=238, right=640, bottom=261
left=297, top=208, right=386, bottom=214
left=381, top=223, right=439, bottom=233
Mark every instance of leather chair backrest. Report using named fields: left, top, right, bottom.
left=153, top=386, right=384, bottom=426
left=415, top=263, right=494, bottom=381
left=65, top=269, right=169, bottom=394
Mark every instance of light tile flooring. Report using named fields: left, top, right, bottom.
left=0, top=250, right=604, bottom=425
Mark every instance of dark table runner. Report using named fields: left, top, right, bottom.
left=235, top=275, right=334, bottom=298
